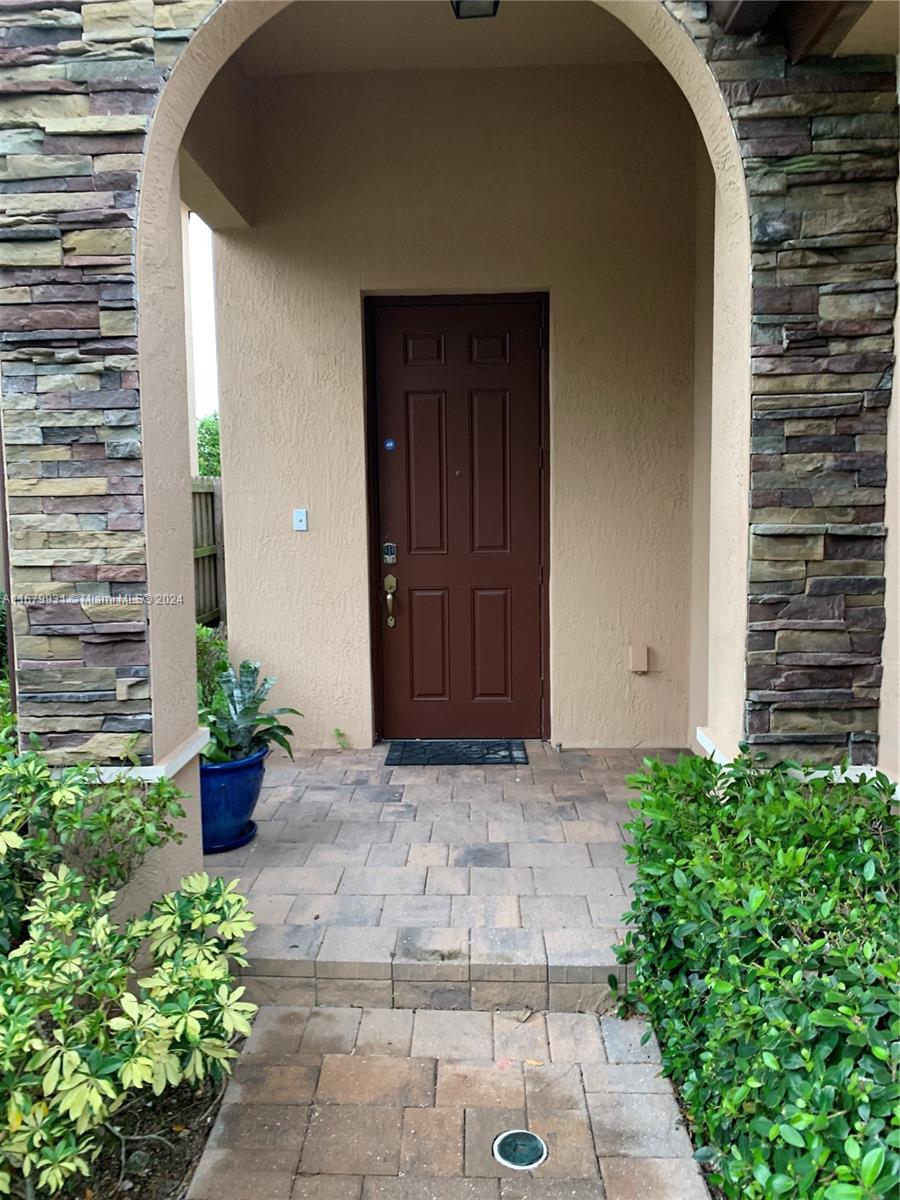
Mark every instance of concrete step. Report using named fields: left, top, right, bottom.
left=188, top=1006, right=709, bottom=1200
left=240, top=924, right=631, bottom=1011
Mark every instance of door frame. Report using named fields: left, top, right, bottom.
left=363, top=292, right=551, bottom=742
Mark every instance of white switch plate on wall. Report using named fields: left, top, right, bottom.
left=292, top=508, right=308, bottom=531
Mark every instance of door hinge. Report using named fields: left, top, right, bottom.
left=540, top=677, right=545, bottom=699
left=539, top=565, right=543, bottom=586
left=539, top=446, right=544, bottom=471
left=538, top=325, right=544, bottom=348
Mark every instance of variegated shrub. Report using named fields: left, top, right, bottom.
left=0, top=711, right=256, bottom=1197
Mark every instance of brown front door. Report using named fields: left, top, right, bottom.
left=370, top=296, right=547, bottom=740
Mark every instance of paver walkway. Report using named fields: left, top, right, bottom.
left=188, top=1006, right=709, bottom=1200
left=195, top=744, right=708, bottom=1200
left=213, top=743, right=679, bottom=1010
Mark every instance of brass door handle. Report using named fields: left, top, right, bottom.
left=384, top=574, right=397, bottom=628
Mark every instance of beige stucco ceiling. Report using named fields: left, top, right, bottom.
left=236, top=0, right=653, bottom=78
left=834, top=0, right=899, bottom=57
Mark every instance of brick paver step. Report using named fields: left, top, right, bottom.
left=238, top=923, right=630, bottom=1011
left=207, top=746, right=666, bottom=1011
left=188, top=1007, right=707, bottom=1200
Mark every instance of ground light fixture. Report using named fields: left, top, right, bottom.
left=450, top=0, right=501, bottom=17
left=492, top=1130, right=549, bottom=1171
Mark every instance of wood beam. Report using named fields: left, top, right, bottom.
left=710, top=1, right=781, bottom=35
left=777, top=0, right=873, bottom=62
left=711, top=0, right=874, bottom=61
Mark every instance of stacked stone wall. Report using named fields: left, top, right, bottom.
left=0, top=0, right=896, bottom=764
left=0, top=0, right=214, bottom=763
left=666, top=2, right=898, bottom=764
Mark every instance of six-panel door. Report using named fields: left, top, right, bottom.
left=372, top=298, right=545, bottom=739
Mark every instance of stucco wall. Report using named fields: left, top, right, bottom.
left=5, top=0, right=890, bottom=773
left=115, top=756, right=202, bottom=919
left=703, top=179, right=752, bottom=759
left=211, top=64, right=701, bottom=748
left=181, top=58, right=255, bottom=227
left=689, top=142, right=715, bottom=747
left=140, top=158, right=203, bottom=767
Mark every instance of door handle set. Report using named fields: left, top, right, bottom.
left=384, top=574, right=397, bottom=628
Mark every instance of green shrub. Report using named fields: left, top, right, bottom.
left=0, top=594, right=7, bottom=677
left=618, top=753, right=899, bottom=1200
left=196, top=413, right=220, bottom=477
left=0, top=750, right=186, bottom=954
left=0, top=866, right=254, bottom=1197
left=0, top=688, right=257, bottom=1196
left=0, top=679, right=16, bottom=754
left=196, top=622, right=228, bottom=708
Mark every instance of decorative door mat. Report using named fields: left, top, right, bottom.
left=385, top=739, right=528, bottom=767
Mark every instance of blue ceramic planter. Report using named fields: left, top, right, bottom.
left=200, top=745, right=268, bottom=854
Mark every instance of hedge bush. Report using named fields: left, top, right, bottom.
left=0, top=749, right=186, bottom=955
left=617, top=753, right=899, bottom=1200
left=0, top=681, right=15, bottom=755
left=196, top=622, right=228, bottom=709
left=196, top=413, right=220, bottom=478
left=0, top=709, right=256, bottom=1196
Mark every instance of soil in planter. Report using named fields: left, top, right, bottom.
left=63, top=1076, right=226, bottom=1200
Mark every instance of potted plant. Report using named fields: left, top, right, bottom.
left=199, top=660, right=300, bottom=854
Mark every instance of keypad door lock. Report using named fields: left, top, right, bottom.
left=383, top=542, right=397, bottom=565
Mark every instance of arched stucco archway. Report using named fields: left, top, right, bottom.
left=136, top=0, right=752, bottom=767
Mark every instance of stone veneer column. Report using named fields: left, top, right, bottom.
left=0, top=1, right=897, bottom=766
left=0, top=0, right=214, bottom=764
left=664, top=2, right=898, bottom=766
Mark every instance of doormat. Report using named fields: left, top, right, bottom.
left=385, top=739, right=528, bottom=767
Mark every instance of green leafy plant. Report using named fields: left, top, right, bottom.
left=196, top=622, right=229, bottom=708
left=196, top=413, right=220, bottom=477
left=0, top=594, right=8, bottom=678
left=0, top=679, right=16, bottom=754
left=333, top=728, right=350, bottom=751
left=0, top=866, right=255, bottom=1197
left=0, top=750, right=186, bottom=955
left=0, top=682, right=257, bottom=1197
left=616, top=752, right=899, bottom=1200
left=200, top=661, right=300, bottom=764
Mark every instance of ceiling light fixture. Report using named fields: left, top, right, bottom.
left=450, top=1, right=500, bottom=18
